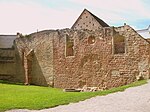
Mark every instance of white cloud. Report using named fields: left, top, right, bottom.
left=0, top=0, right=149, bottom=34
left=69, top=0, right=150, bottom=24
left=0, top=1, right=78, bottom=34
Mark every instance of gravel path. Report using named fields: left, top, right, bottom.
left=6, top=80, right=150, bottom=112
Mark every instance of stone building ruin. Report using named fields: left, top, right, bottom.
left=0, top=9, right=150, bottom=90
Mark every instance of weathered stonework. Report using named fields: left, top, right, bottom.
left=53, top=26, right=150, bottom=89
left=14, top=30, right=56, bottom=86
left=10, top=25, right=149, bottom=90
left=0, top=48, right=15, bottom=81
left=0, top=47, right=25, bottom=82
left=71, top=9, right=109, bottom=31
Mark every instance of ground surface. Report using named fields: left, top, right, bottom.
left=6, top=80, right=150, bottom=112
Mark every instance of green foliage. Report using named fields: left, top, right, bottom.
left=0, top=80, right=23, bottom=85
left=0, top=80, right=147, bottom=112
left=19, top=34, right=31, bottom=38
left=24, top=35, right=31, bottom=38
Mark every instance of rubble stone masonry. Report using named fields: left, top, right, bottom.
left=14, top=25, right=150, bottom=89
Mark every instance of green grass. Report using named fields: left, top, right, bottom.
left=0, top=80, right=147, bottom=112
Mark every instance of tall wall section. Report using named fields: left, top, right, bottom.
left=15, top=31, right=56, bottom=86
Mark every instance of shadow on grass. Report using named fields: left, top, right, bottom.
left=0, top=80, right=23, bottom=85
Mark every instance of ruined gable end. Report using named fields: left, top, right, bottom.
left=71, top=9, right=109, bottom=31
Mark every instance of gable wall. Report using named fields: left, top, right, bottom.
left=72, top=10, right=102, bottom=31
left=53, top=26, right=150, bottom=89
left=115, top=26, right=150, bottom=79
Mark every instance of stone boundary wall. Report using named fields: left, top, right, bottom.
left=0, top=48, right=16, bottom=81
left=11, top=26, right=150, bottom=89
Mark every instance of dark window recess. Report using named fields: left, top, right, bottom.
left=113, top=32, right=125, bottom=54
left=93, top=24, right=94, bottom=26
left=88, top=35, right=96, bottom=44
left=66, top=35, right=74, bottom=56
left=89, top=21, right=91, bottom=23
left=86, top=25, right=88, bottom=27
left=86, top=16, right=88, bottom=18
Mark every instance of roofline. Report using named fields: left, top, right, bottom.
left=131, top=26, right=150, bottom=44
left=136, top=25, right=150, bottom=32
left=0, top=35, right=17, bottom=36
left=71, top=9, right=109, bottom=29
left=136, top=29, right=148, bottom=32
left=71, top=9, right=87, bottom=29
left=86, top=9, right=109, bottom=27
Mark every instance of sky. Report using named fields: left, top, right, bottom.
left=0, top=0, right=150, bottom=34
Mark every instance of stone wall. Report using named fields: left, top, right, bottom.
left=72, top=10, right=102, bottom=31
left=0, top=35, right=16, bottom=48
left=0, top=47, right=25, bottom=82
left=13, top=25, right=150, bottom=89
left=0, top=48, right=16, bottom=81
left=15, top=30, right=56, bottom=86
left=53, top=25, right=150, bottom=89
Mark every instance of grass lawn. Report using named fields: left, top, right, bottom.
left=0, top=80, right=147, bottom=112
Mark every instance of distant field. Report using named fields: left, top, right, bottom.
left=0, top=80, right=147, bottom=112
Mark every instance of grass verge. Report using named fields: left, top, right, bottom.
left=0, top=80, right=147, bottom=112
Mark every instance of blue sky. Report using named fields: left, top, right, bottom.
left=0, top=0, right=150, bottom=34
